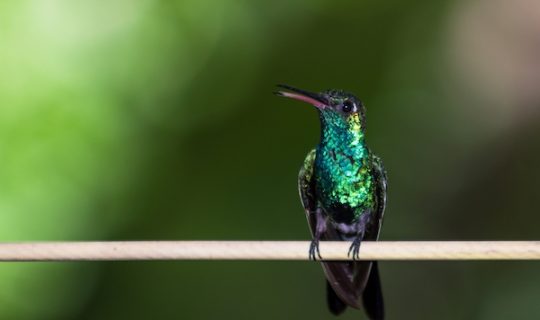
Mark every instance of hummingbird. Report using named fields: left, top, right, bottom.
left=275, top=84, right=387, bottom=319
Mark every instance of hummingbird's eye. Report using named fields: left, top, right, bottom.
left=342, top=100, right=354, bottom=113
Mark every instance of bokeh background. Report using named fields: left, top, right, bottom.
left=1, top=0, right=540, bottom=319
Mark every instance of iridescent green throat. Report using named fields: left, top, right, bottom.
left=314, top=110, right=375, bottom=219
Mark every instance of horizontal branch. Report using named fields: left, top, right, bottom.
left=0, top=241, right=537, bottom=261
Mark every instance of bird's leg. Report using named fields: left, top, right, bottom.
left=347, top=213, right=370, bottom=260
left=309, top=208, right=327, bottom=261
left=347, top=231, right=364, bottom=260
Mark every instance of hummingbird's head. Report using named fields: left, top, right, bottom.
left=275, top=84, right=366, bottom=133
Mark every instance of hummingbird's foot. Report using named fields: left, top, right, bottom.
left=309, top=239, right=322, bottom=261
left=347, top=237, right=362, bottom=260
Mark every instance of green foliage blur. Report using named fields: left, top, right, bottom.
left=1, top=0, right=539, bottom=319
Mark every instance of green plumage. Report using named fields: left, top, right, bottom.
left=315, top=108, right=375, bottom=218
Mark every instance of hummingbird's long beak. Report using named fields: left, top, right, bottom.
left=274, top=84, right=329, bottom=109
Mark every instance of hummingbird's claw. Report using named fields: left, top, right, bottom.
left=347, top=238, right=362, bottom=261
left=309, top=239, right=322, bottom=261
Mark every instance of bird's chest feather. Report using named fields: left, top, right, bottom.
left=314, top=147, right=375, bottom=224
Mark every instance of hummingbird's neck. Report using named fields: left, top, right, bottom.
left=318, top=113, right=367, bottom=161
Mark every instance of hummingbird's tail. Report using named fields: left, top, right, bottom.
left=326, top=280, right=347, bottom=315
left=362, top=261, right=384, bottom=320
left=326, top=263, right=384, bottom=319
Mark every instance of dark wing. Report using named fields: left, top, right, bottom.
left=358, top=154, right=387, bottom=320
left=365, top=154, right=387, bottom=241
left=298, top=149, right=362, bottom=310
left=298, top=149, right=318, bottom=217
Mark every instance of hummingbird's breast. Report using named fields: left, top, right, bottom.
left=314, top=145, right=375, bottom=224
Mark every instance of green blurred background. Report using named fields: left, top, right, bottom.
left=1, top=0, right=540, bottom=319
